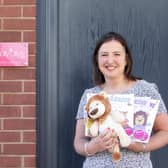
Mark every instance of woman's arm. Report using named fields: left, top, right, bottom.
left=74, top=119, right=88, bottom=156
left=74, top=119, right=117, bottom=156
left=146, top=113, right=168, bottom=151
left=127, top=113, right=168, bottom=152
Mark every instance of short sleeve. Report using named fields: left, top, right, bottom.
left=75, top=89, right=88, bottom=120
left=150, top=83, right=167, bottom=114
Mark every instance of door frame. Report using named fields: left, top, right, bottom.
left=37, top=0, right=59, bottom=167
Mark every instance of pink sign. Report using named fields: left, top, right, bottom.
left=0, top=42, right=28, bottom=66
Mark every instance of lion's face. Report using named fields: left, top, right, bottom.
left=134, top=114, right=145, bottom=126
left=85, top=93, right=111, bottom=121
left=87, top=100, right=105, bottom=119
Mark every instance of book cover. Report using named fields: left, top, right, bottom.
left=108, top=94, right=134, bottom=136
left=84, top=93, right=134, bottom=137
left=133, top=97, right=159, bottom=143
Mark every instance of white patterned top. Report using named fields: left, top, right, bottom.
left=76, top=80, right=167, bottom=168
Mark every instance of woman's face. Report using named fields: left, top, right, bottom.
left=98, top=40, right=127, bottom=81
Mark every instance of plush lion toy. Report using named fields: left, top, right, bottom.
left=85, top=92, right=131, bottom=162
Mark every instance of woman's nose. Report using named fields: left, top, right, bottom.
left=107, top=55, right=114, bottom=63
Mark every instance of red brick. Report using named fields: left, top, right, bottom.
left=23, top=131, right=36, bottom=142
left=0, top=81, right=22, bottom=92
left=0, top=132, right=20, bottom=142
left=0, top=156, right=21, bottom=167
left=3, top=94, right=36, bottom=105
left=24, top=156, right=35, bottom=167
left=3, top=69, right=35, bottom=80
left=23, top=6, right=36, bottom=17
left=4, top=119, right=35, bottom=130
left=0, top=31, right=21, bottom=42
left=4, top=0, right=36, bottom=5
left=23, top=106, right=36, bottom=117
left=29, top=55, right=36, bottom=67
left=0, top=70, right=2, bottom=79
left=3, top=144, right=35, bottom=154
left=0, top=7, right=21, bottom=17
left=23, top=31, right=36, bottom=42
left=4, top=19, right=36, bottom=30
left=24, top=81, right=36, bottom=92
left=29, top=43, right=36, bottom=55
left=0, top=106, right=21, bottom=117
left=1, top=0, right=37, bottom=163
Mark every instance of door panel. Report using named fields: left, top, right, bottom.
left=37, top=0, right=168, bottom=167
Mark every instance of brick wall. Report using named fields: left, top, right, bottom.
left=0, top=0, right=36, bottom=167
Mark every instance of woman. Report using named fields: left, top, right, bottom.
left=74, top=32, right=168, bottom=168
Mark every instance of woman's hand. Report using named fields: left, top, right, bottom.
left=127, top=142, right=145, bottom=153
left=86, top=129, right=118, bottom=155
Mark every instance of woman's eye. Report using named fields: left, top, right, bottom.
left=114, top=53, right=120, bottom=56
left=101, top=54, right=108, bottom=57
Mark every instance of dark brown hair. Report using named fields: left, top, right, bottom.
left=92, top=32, right=138, bottom=85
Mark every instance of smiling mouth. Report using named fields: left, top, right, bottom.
left=105, top=66, right=116, bottom=70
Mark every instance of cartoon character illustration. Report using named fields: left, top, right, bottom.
left=133, top=111, right=148, bottom=141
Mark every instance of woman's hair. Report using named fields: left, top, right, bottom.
left=92, top=32, right=138, bottom=85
